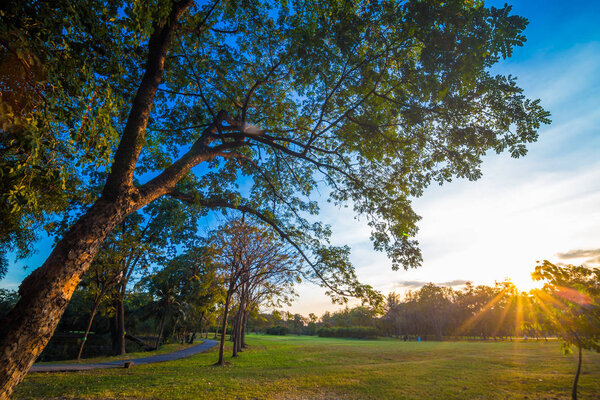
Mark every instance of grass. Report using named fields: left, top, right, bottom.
left=15, top=335, right=600, bottom=399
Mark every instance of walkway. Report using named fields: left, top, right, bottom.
left=30, top=339, right=218, bottom=373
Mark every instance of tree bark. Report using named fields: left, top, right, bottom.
left=0, top=2, right=194, bottom=397
left=213, top=316, right=219, bottom=339
left=572, top=345, right=582, bottom=400
left=217, top=292, right=232, bottom=366
left=115, top=296, right=126, bottom=355
left=155, top=309, right=168, bottom=350
left=241, top=310, right=249, bottom=348
left=77, top=299, right=101, bottom=360
left=188, top=332, right=195, bottom=344
left=0, top=196, right=134, bottom=398
left=231, top=305, right=238, bottom=355
left=234, top=297, right=245, bottom=355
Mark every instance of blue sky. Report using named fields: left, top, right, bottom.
left=4, top=1, right=600, bottom=317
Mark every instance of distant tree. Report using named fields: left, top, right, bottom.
left=306, top=313, right=319, bottom=336
left=94, top=197, right=198, bottom=355
left=141, top=247, right=219, bottom=349
left=75, top=241, right=123, bottom=360
left=0, top=290, right=18, bottom=320
left=531, top=261, right=600, bottom=400
left=381, top=293, right=403, bottom=337
left=210, top=218, right=301, bottom=363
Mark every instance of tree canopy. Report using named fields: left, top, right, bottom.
left=1, top=0, right=549, bottom=291
left=0, top=1, right=549, bottom=395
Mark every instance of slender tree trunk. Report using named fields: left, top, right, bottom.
left=235, top=298, right=245, bottom=354
left=241, top=310, right=249, bottom=348
left=77, top=299, right=101, bottom=360
left=198, top=311, right=205, bottom=342
left=0, top=196, right=135, bottom=399
left=155, top=309, right=167, bottom=350
left=115, top=296, right=126, bottom=355
left=572, top=345, right=583, bottom=400
left=232, top=306, right=240, bottom=357
left=217, top=293, right=232, bottom=365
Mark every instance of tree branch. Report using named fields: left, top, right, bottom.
left=103, top=0, right=193, bottom=198
left=167, top=191, right=356, bottom=298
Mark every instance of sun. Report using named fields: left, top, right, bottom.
left=510, top=274, right=544, bottom=292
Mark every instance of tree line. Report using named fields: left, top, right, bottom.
left=251, top=282, right=557, bottom=341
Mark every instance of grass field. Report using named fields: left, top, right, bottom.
left=15, top=335, right=600, bottom=399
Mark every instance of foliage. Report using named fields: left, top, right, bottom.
left=0, top=0, right=141, bottom=269
left=139, top=246, right=221, bottom=344
left=1, top=0, right=549, bottom=299
left=317, top=326, right=378, bottom=339
left=265, top=325, right=289, bottom=336
left=0, top=289, right=18, bottom=319
left=531, top=261, right=600, bottom=352
left=531, top=261, right=600, bottom=399
left=253, top=281, right=550, bottom=341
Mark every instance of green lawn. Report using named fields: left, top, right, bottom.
left=15, top=335, right=600, bottom=399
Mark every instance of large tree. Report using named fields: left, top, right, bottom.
left=0, top=0, right=549, bottom=396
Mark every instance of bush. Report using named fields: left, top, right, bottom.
left=265, top=325, right=289, bottom=335
left=317, top=326, right=378, bottom=339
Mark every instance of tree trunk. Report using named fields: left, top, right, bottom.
left=155, top=309, right=167, bottom=350
left=113, top=296, right=126, bottom=355
left=234, top=299, right=245, bottom=354
left=232, top=306, right=240, bottom=357
left=241, top=310, right=249, bottom=348
left=0, top=196, right=135, bottom=399
left=0, top=2, right=194, bottom=396
left=77, top=299, right=101, bottom=360
left=217, top=293, right=232, bottom=366
left=572, top=345, right=582, bottom=400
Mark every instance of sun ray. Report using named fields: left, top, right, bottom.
left=454, top=290, right=506, bottom=336
left=491, top=295, right=512, bottom=338
left=514, top=293, right=524, bottom=338
left=530, top=291, right=570, bottom=338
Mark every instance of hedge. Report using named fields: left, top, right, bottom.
left=317, top=326, right=378, bottom=339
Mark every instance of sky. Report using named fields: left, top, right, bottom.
left=281, top=0, right=600, bottom=315
left=3, top=0, right=600, bottom=317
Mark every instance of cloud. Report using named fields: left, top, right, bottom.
left=395, top=279, right=470, bottom=289
left=438, top=279, right=471, bottom=287
left=395, top=280, right=427, bottom=289
left=556, top=248, right=600, bottom=265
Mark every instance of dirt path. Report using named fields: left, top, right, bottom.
left=30, top=339, right=218, bottom=373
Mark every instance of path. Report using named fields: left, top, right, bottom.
left=30, top=339, right=218, bottom=373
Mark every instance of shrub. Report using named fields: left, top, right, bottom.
left=265, top=325, right=289, bottom=335
left=317, top=326, right=378, bottom=339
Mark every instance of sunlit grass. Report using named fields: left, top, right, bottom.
left=15, top=334, right=600, bottom=399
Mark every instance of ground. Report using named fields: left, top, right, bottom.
left=36, top=342, right=202, bottom=365
left=15, top=335, right=600, bottom=399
